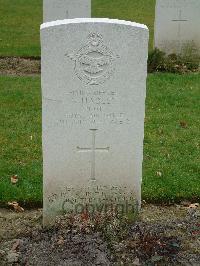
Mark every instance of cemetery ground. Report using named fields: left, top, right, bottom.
left=0, top=73, right=199, bottom=265
left=0, top=205, right=200, bottom=265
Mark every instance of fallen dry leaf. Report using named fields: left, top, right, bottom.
left=57, top=236, right=64, bottom=245
left=8, top=202, right=24, bottom=212
left=132, top=257, right=141, bottom=265
left=180, top=121, right=188, bottom=128
left=188, top=203, right=199, bottom=209
left=81, top=210, right=89, bottom=221
left=12, top=240, right=20, bottom=251
left=156, top=171, right=162, bottom=177
left=158, top=129, right=164, bottom=135
left=11, top=175, right=18, bottom=184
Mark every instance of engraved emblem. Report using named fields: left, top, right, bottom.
left=66, top=33, right=119, bottom=85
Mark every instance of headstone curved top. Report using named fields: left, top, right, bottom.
left=154, top=0, right=200, bottom=55
left=41, top=18, right=149, bottom=226
left=43, top=0, right=91, bottom=22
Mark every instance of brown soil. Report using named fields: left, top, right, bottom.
left=0, top=57, right=40, bottom=76
left=1, top=55, right=199, bottom=77
left=0, top=204, right=200, bottom=265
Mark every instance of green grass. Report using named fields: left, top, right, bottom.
left=0, top=76, right=42, bottom=205
left=0, top=74, right=199, bottom=206
left=0, top=0, right=42, bottom=57
left=0, top=0, right=155, bottom=57
left=143, top=73, right=200, bottom=203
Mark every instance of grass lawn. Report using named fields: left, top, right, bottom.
left=0, top=0, right=42, bottom=57
left=0, top=77, right=42, bottom=206
left=0, top=0, right=155, bottom=57
left=0, top=74, right=199, bottom=206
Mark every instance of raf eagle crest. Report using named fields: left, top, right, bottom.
left=66, top=33, right=119, bottom=85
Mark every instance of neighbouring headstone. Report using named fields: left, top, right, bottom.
left=41, top=18, right=149, bottom=226
left=154, top=0, right=200, bottom=55
left=43, top=0, right=91, bottom=22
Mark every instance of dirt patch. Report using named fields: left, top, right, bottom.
left=1, top=54, right=199, bottom=77
left=0, top=57, right=40, bottom=76
left=0, top=204, right=199, bottom=265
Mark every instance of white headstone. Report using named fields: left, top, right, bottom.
left=43, top=0, right=91, bottom=22
left=154, top=0, right=200, bottom=55
left=41, top=18, right=149, bottom=226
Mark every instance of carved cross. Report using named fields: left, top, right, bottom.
left=172, top=10, right=188, bottom=38
left=77, top=129, right=109, bottom=181
left=172, top=9, right=187, bottom=22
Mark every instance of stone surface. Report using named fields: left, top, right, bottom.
left=154, top=0, right=200, bottom=55
left=41, top=18, right=149, bottom=226
left=43, top=0, right=91, bottom=22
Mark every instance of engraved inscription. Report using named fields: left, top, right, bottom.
left=66, top=33, right=119, bottom=85
left=59, top=112, right=130, bottom=126
left=69, top=89, right=116, bottom=106
left=56, top=89, right=130, bottom=127
left=77, top=129, right=109, bottom=181
left=161, top=0, right=200, bottom=8
left=47, top=185, right=139, bottom=216
left=48, top=185, right=136, bottom=204
left=160, top=0, right=190, bottom=8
